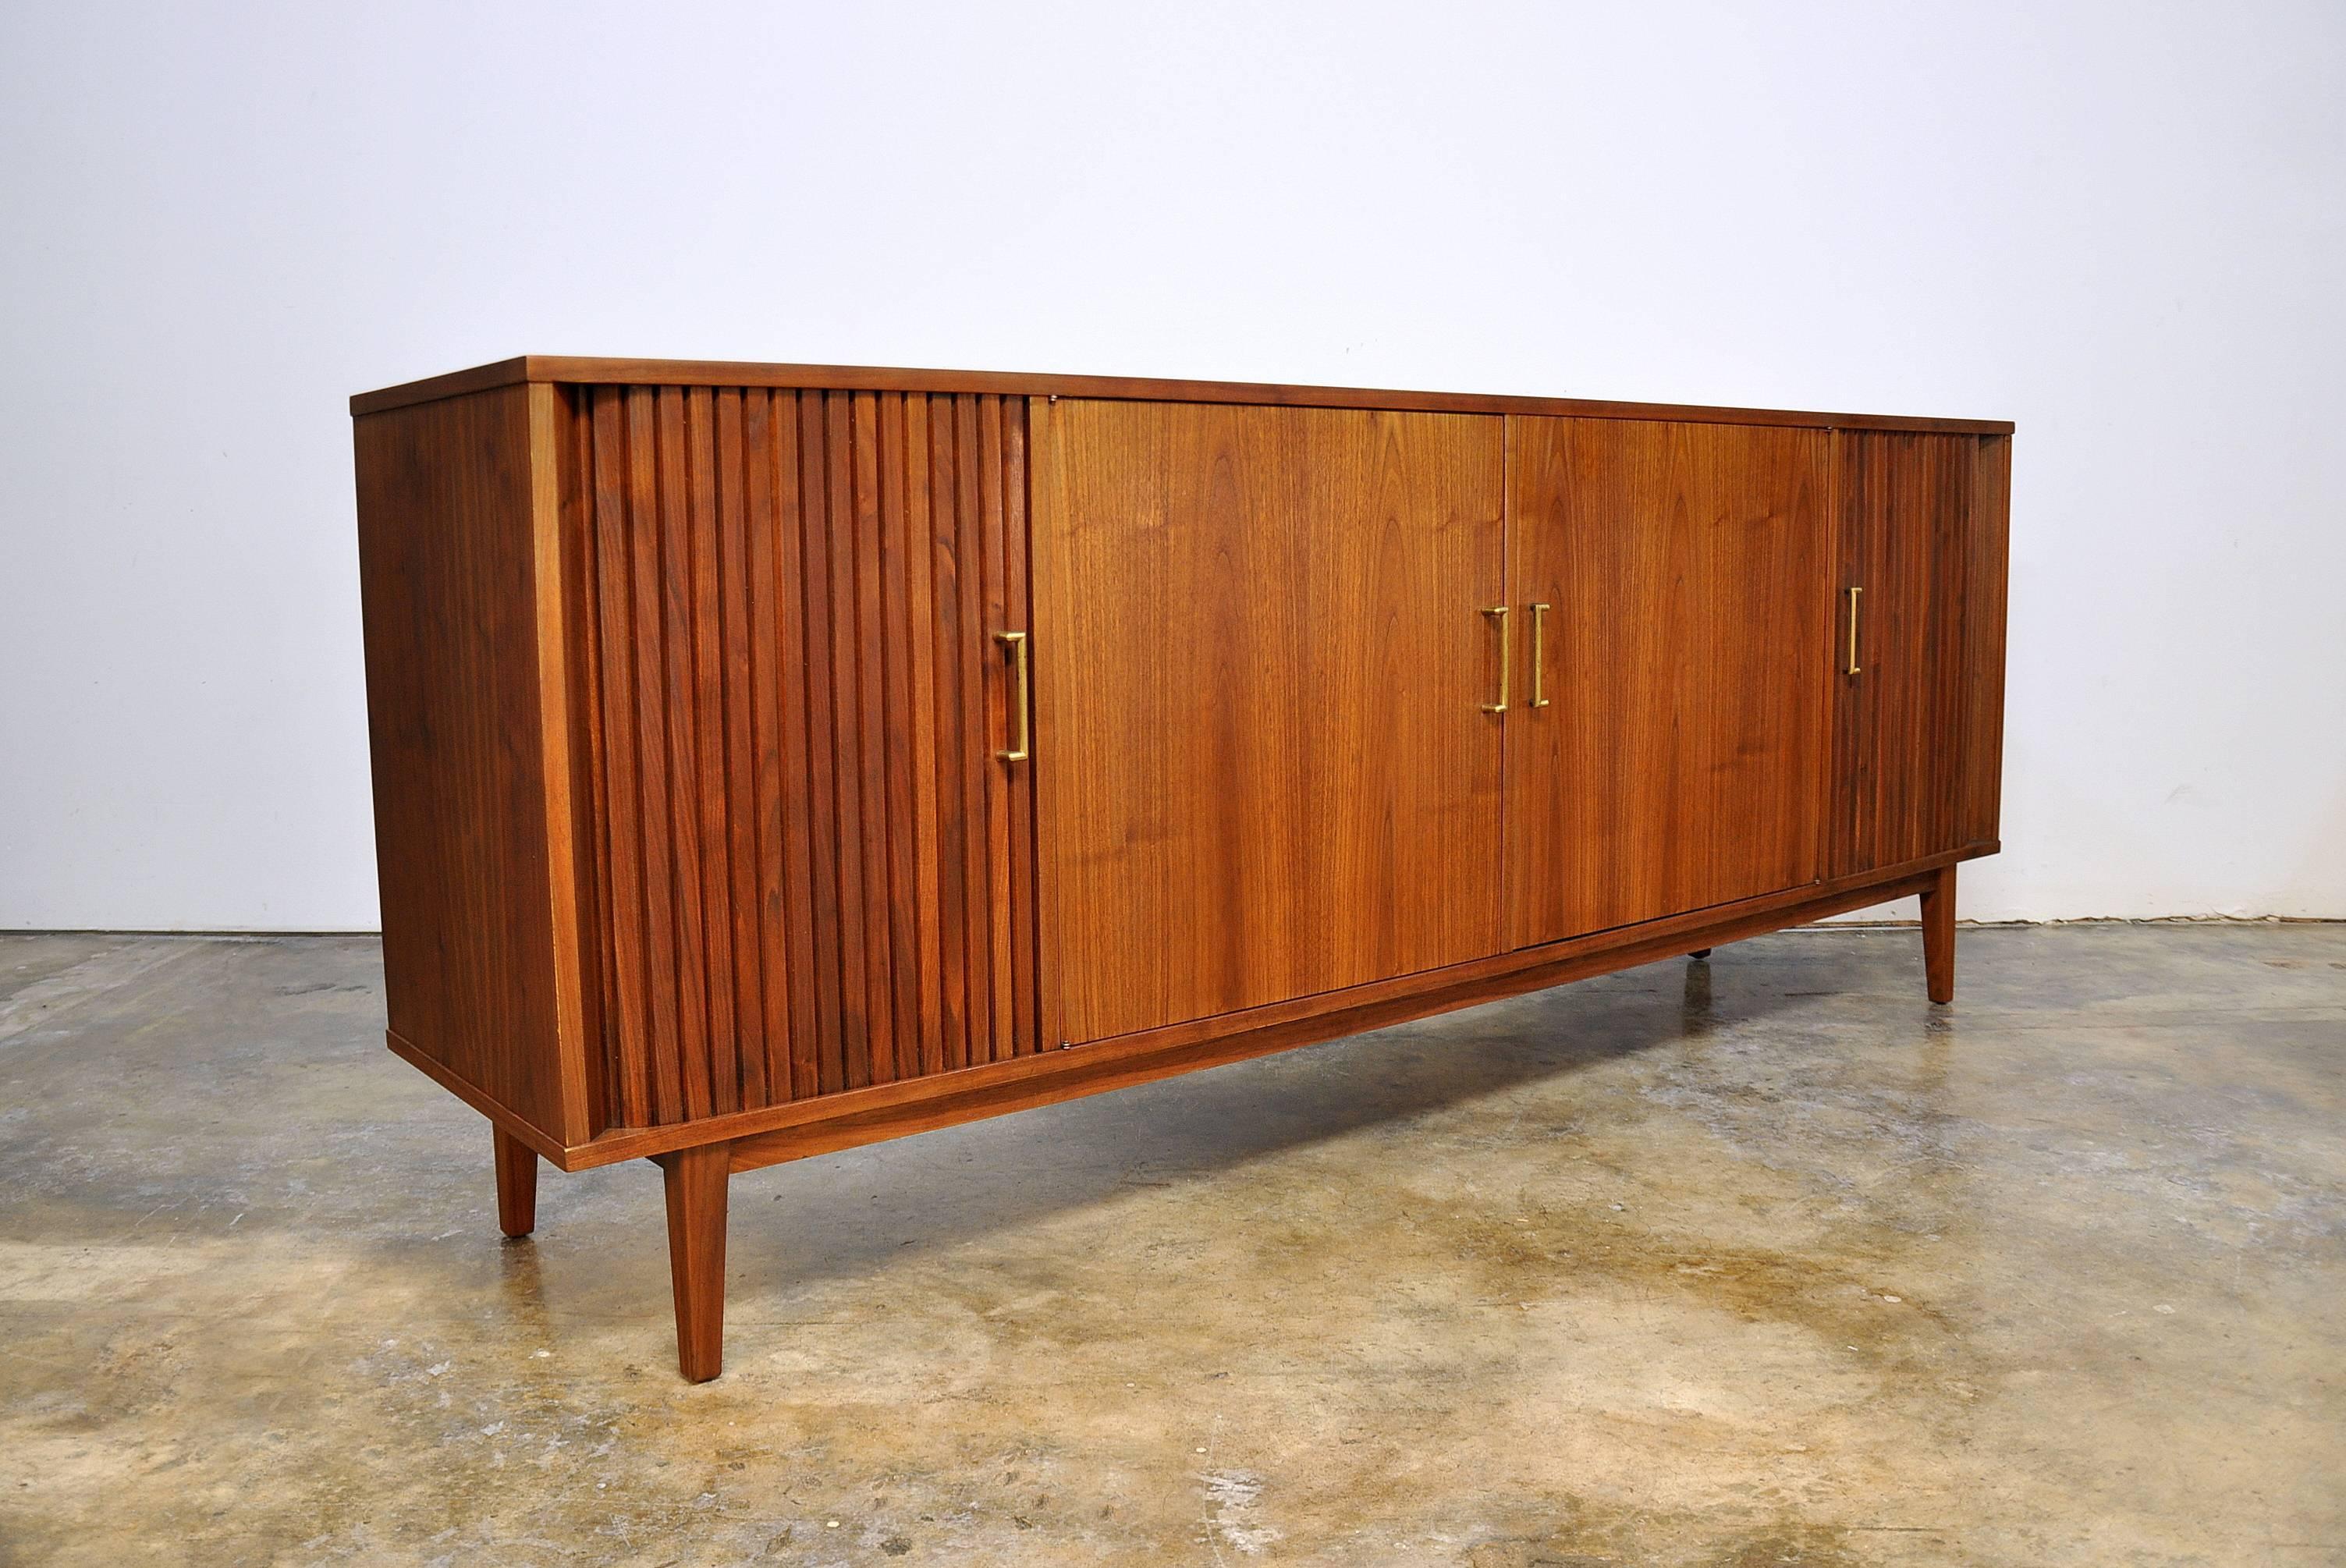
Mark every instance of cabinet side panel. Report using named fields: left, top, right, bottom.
left=354, top=386, right=570, bottom=1140
left=573, top=387, right=1038, bottom=1128
left=1960, top=435, right=2011, bottom=846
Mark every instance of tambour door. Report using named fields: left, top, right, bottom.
left=1507, top=417, right=1834, bottom=947
left=561, top=385, right=1042, bottom=1132
left=1032, top=399, right=1507, bottom=1045
left=1830, top=431, right=2010, bottom=877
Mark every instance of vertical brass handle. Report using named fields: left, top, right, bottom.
left=1528, top=602, right=1552, bottom=708
left=1844, top=587, right=1862, bottom=676
left=995, top=630, right=1031, bottom=762
left=1481, top=605, right=1510, bottom=713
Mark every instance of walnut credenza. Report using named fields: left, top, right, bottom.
left=352, top=357, right=2011, bottom=1380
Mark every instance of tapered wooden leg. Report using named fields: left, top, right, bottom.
left=1920, top=864, right=1957, bottom=1005
left=1688, top=948, right=1712, bottom=960
left=493, top=1126, right=539, bottom=1238
left=658, top=1143, right=730, bottom=1382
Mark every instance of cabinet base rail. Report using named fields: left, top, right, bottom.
left=456, top=859, right=1964, bottom=1382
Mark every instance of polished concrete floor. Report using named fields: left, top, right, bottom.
left=1, top=925, right=2341, bottom=1566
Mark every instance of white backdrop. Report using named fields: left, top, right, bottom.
left=2, top=2, right=2341, bottom=929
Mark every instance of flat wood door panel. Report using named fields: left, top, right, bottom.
left=561, top=386, right=1039, bottom=1129
left=1034, top=399, right=1505, bottom=1045
left=1507, top=417, right=1833, bottom=948
left=1830, top=431, right=1991, bottom=876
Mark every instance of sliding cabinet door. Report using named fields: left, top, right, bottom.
left=564, top=386, right=1042, bottom=1130
left=1507, top=417, right=1833, bottom=948
left=1033, top=399, right=1506, bottom=1045
left=1830, top=431, right=2010, bottom=877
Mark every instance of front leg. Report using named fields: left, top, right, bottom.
left=658, top=1142, right=732, bottom=1382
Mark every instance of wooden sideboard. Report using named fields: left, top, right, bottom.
left=352, top=357, right=2011, bottom=1380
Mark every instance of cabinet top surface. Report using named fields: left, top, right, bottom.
left=350, top=354, right=2014, bottom=435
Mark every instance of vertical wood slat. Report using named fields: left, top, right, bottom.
left=822, top=392, right=874, bottom=1092
left=767, top=392, right=822, bottom=1102
left=685, top=387, right=740, bottom=1116
left=903, top=398, right=946, bottom=1079
left=654, top=388, right=714, bottom=1123
left=952, top=396, right=996, bottom=1065
left=713, top=391, right=765, bottom=1109
left=737, top=392, right=790, bottom=1106
left=623, top=388, right=687, bottom=1125
left=586, top=391, right=650, bottom=1128
left=930, top=401, right=974, bottom=1075
left=878, top=396, right=925, bottom=1084
left=567, top=387, right=1035, bottom=1129
left=796, top=392, right=850, bottom=1098
left=849, top=392, right=896, bottom=1090
left=559, top=389, right=612, bottom=1137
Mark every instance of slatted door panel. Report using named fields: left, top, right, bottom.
left=560, top=385, right=1038, bottom=1130
left=1830, top=431, right=1988, bottom=878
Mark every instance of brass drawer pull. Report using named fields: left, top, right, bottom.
left=1844, top=586, right=1862, bottom=676
left=995, top=631, right=1031, bottom=761
left=1528, top=602, right=1552, bottom=708
left=1481, top=605, right=1510, bottom=713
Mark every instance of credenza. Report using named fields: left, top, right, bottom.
left=352, top=357, right=2011, bottom=1380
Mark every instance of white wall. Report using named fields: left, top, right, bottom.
left=2, top=1, right=2341, bottom=929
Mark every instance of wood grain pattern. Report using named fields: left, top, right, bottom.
left=353, top=356, right=2014, bottom=435
left=1922, top=863, right=1957, bottom=1004
left=1507, top=417, right=1833, bottom=945
left=560, top=386, right=1037, bottom=1129
left=658, top=1141, right=729, bottom=1382
left=357, top=360, right=2014, bottom=1382
left=1830, top=431, right=1985, bottom=876
left=1961, top=436, right=2012, bottom=846
left=354, top=385, right=584, bottom=1145
left=493, top=1127, right=538, bottom=1237
left=1033, top=398, right=1506, bottom=1044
